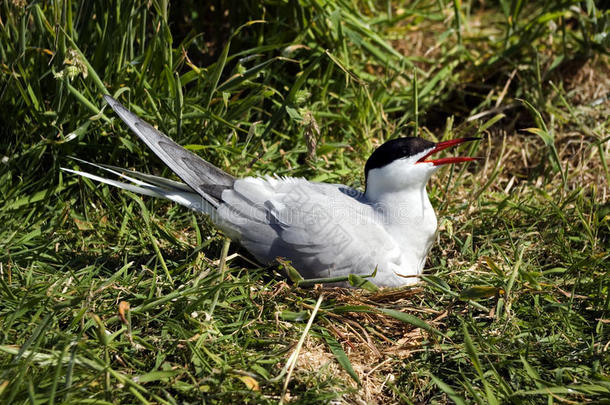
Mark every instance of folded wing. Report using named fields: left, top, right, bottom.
left=218, top=177, right=399, bottom=279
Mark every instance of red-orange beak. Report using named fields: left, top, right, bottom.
left=417, top=137, right=480, bottom=166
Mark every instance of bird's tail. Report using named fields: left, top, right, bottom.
left=62, top=159, right=216, bottom=216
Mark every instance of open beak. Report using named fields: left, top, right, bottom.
left=417, top=137, right=480, bottom=166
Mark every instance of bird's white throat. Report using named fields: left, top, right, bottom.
left=364, top=157, right=439, bottom=276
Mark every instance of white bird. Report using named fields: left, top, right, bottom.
left=64, top=95, right=479, bottom=287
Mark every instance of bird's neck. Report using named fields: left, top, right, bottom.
left=365, top=186, right=437, bottom=229
left=365, top=185, right=438, bottom=271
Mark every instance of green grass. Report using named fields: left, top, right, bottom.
left=1, top=0, right=609, bottom=403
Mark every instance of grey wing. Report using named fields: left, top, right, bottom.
left=104, top=95, right=234, bottom=207
left=218, top=177, right=399, bottom=279
left=271, top=190, right=398, bottom=278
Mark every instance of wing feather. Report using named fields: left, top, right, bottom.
left=218, top=178, right=399, bottom=279
left=103, top=95, right=234, bottom=206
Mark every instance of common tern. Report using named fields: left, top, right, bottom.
left=64, top=95, right=478, bottom=287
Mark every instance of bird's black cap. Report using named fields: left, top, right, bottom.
left=364, top=137, right=435, bottom=180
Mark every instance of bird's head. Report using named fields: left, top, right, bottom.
left=364, top=137, right=479, bottom=200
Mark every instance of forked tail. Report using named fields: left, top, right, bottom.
left=62, top=159, right=216, bottom=215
